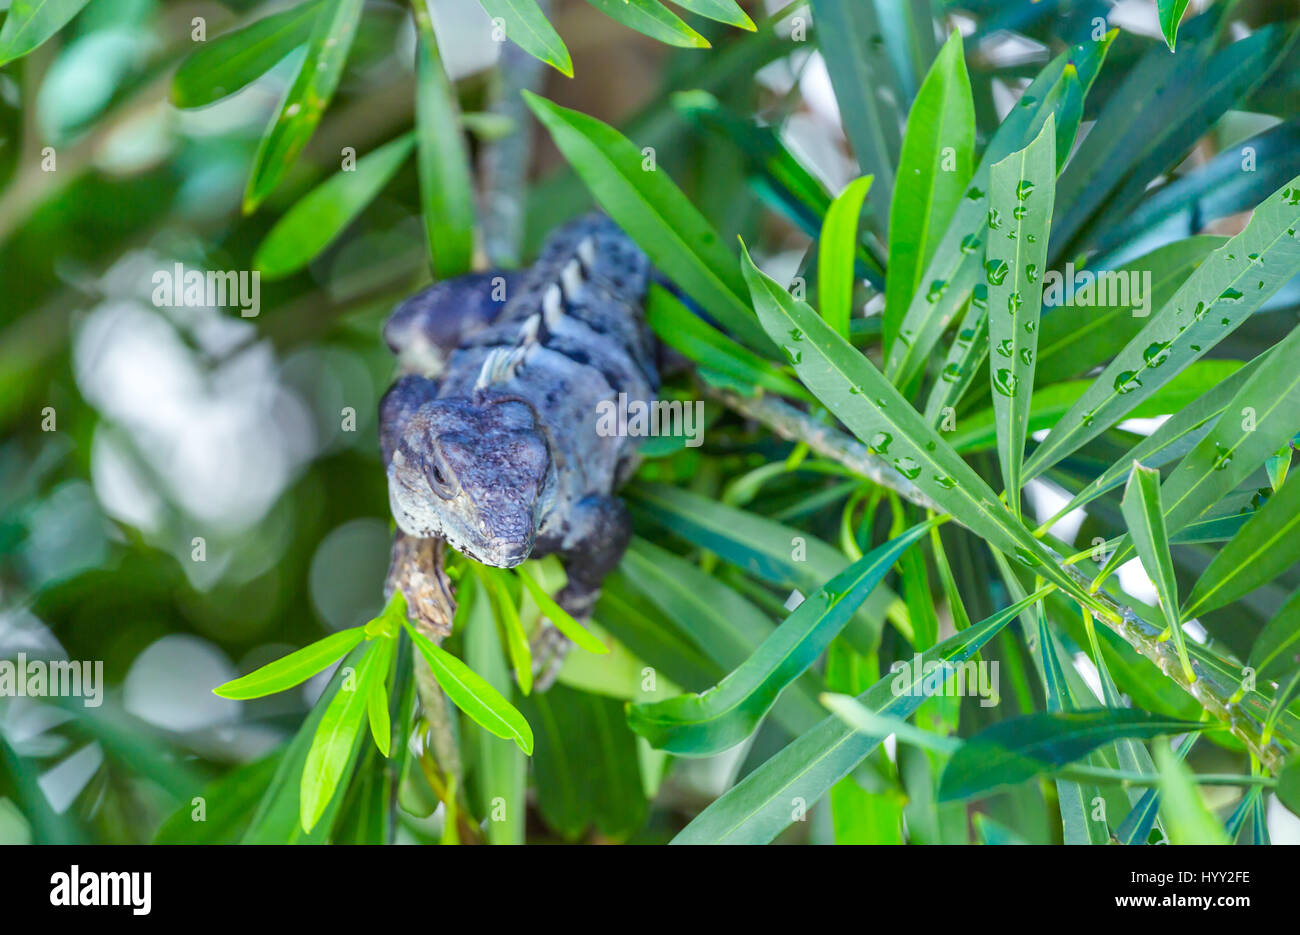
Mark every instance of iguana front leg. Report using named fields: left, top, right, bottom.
left=532, top=493, right=631, bottom=689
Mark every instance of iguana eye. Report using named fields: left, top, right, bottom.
left=425, top=455, right=458, bottom=499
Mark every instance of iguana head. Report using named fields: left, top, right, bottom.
left=387, top=394, right=552, bottom=567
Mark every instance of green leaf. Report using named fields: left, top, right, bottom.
left=1026, top=174, right=1300, bottom=478
left=883, top=31, right=974, bottom=356
left=583, top=0, right=709, bottom=49
left=242, top=0, right=365, bottom=213
left=0, top=0, right=91, bottom=66
left=670, top=588, right=1049, bottom=844
left=620, top=538, right=826, bottom=735
left=171, top=0, right=324, bottom=109
left=1032, top=351, right=1265, bottom=524
left=463, top=576, right=526, bottom=844
left=1155, top=740, right=1230, bottom=844
left=519, top=685, right=648, bottom=840
left=645, top=286, right=809, bottom=400
left=986, top=114, right=1055, bottom=518
left=365, top=637, right=395, bottom=758
left=300, top=641, right=384, bottom=832
left=1146, top=321, right=1300, bottom=541
left=938, top=709, right=1202, bottom=801
left=627, top=521, right=934, bottom=755
left=413, top=10, right=476, bottom=279
left=154, top=753, right=283, bottom=844
left=404, top=618, right=534, bottom=755
left=1115, top=734, right=1196, bottom=845
left=741, top=242, right=1096, bottom=606
left=525, top=91, right=772, bottom=352
left=515, top=563, right=607, bottom=655
left=472, top=565, right=532, bottom=696
left=666, top=0, right=754, bottom=30
left=884, top=34, right=1114, bottom=391
left=1033, top=237, right=1224, bottom=388
left=1158, top=0, right=1193, bottom=51
left=1249, top=585, right=1300, bottom=680
left=809, top=0, right=901, bottom=221
left=253, top=133, right=415, bottom=279
left=819, top=176, right=873, bottom=340
left=1121, top=463, right=1194, bottom=683
left=626, top=482, right=898, bottom=652
left=1278, top=754, right=1300, bottom=819
left=1183, top=475, right=1300, bottom=618
left=213, top=626, right=366, bottom=699
left=949, top=361, right=1242, bottom=456
left=476, top=0, right=573, bottom=77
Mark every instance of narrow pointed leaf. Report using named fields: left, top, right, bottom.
left=404, top=619, right=533, bottom=754
left=1183, top=476, right=1300, bottom=618
left=365, top=638, right=395, bottom=757
left=742, top=243, right=1094, bottom=604
left=1115, top=734, right=1196, bottom=845
left=672, top=589, right=1050, bottom=844
left=819, top=176, right=873, bottom=339
left=1036, top=350, right=1266, bottom=520
left=300, top=641, right=383, bottom=832
left=413, top=11, right=476, bottom=278
left=583, top=0, right=709, bottom=48
left=1249, top=586, right=1300, bottom=680
left=1120, top=464, right=1184, bottom=635
left=666, top=0, right=754, bottom=30
left=476, top=0, right=573, bottom=77
left=0, top=0, right=91, bottom=66
left=939, top=709, right=1203, bottom=802
left=525, top=92, right=773, bottom=352
left=1026, top=175, right=1300, bottom=478
left=172, top=0, right=324, bottom=109
left=627, top=521, right=934, bottom=755
left=1158, top=0, right=1192, bottom=51
left=1155, top=741, right=1230, bottom=844
left=883, top=31, right=974, bottom=356
left=515, top=564, right=608, bottom=655
left=986, top=115, right=1055, bottom=516
left=243, top=0, right=365, bottom=212
left=884, top=34, right=1114, bottom=390
left=213, top=626, right=365, bottom=699
left=254, top=133, right=415, bottom=279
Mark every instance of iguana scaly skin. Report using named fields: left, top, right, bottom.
left=379, top=214, right=657, bottom=679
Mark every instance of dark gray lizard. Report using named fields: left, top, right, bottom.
left=379, top=214, right=657, bottom=682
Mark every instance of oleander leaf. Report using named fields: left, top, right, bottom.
left=413, top=12, right=477, bottom=278
left=243, top=0, right=365, bottom=213
left=525, top=91, right=773, bottom=352
left=1026, top=175, right=1300, bottom=478
left=1249, top=586, right=1300, bottom=680
left=819, top=176, right=873, bottom=340
left=1158, top=0, right=1193, bottom=51
left=476, top=0, right=573, bottom=77
left=583, top=0, right=709, bottom=49
left=404, top=617, right=534, bottom=755
left=172, top=0, right=324, bottom=109
left=883, top=31, right=974, bottom=356
left=626, top=521, right=934, bottom=755
left=986, top=114, right=1055, bottom=517
left=671, top=589, right=1049, bottom=844
left=1183, top=475, right=1300, bottom=618
left=213, top=626, right=366, bottom=699
left=1155, top=740, right=1230, bottom=844
left=0, top=0, right=91, bottom=66
left=254, top=133, right=415, bottom=279
left=938, top=709, right=1203, bottom=801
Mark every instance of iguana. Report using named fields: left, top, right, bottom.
left=379, top=214, right=657, bottom=683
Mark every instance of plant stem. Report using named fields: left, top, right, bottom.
left=708, top=386, right=1289, bottom=773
